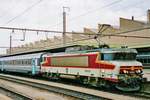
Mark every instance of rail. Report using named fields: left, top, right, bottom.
left=0, top=85, right=33, bottom=100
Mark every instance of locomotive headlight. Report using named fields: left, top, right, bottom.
left=123, top=70, right=127, bottom=74
left=136, top=69, right=141, bottom=74
left=123, top=70, right=128, bottom=74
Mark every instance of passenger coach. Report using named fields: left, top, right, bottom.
left=0, top=53, right=42, bottom=75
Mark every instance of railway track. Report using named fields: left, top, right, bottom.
left=116, top=90, right=150, bottom=100
left=134, top=92, right=150, bottom=98
left=0, top=85, right=32, bottom=100
left=0, top=74, right=108, bottom=100
left=0, top=74, right=146, bottom=100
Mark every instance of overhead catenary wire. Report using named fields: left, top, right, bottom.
left=48, top=0, right=149, bottom=29
left=0, top=36, right=95, bottom=49
left=48, top=0, right=123, bottom=28
left=68, top=0, right=123, bottom=20
left=0, top=26, right=149, bottom=49
left=114, top=0, right=146, bottom=12
left=0, top=26, right=150, bottom=39
left=0, top=33, right=149, bottom=49
left=0, top=26, right=150, bottom=49
left=3, top=0, right=43, bottom=25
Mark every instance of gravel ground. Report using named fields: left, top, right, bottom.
left=0, top=79, right=76, bottom=100
left=0, top=93, right=12, bottom=100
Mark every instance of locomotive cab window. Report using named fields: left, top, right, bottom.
left=100, top=53, right=136, bottom=61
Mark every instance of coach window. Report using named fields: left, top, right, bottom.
left=16, top=60, right=18, bottom=65
left=21, top=60, right=23, bottom=65
left=20, top=60, right=22, bottom=65
left=17, top=60, right=19, bottom=65
left=13, top=60, right=15, bottom=65
left=10, top=61, right=12, bottom=65
left=26, top=60, right=28, bottom=65
left=138, top=59, right=141, bottom=62
left=18, top=60, right=20, bottom=65
left=143, top=59, right=147, bottom=64
left=23, top=59, right=27, bottom=65
left=146, top=58, right=148, bottom=64
left=5, top=61, right=8, bottom=65
left=28, top=60, right=30, bottom=65
left=12, top=60, right=14, bottom=65
left=23, top=60, right=24, bottom=65
left=13, top=60, right=14, bottom=65
left=141, top=59, right=144, bottom=63
left=148, top=58, right=150, bottom=64
left=29, top=59, right=31, bottom=65
left=4, top=61, right=6, bottom=65
left=26, top=59, right=28, bottom=65
left=15, top=60, right=17, bottom=65
left=27, top=60, right=29, bottom=65
left=25, top=60, right=27, bottom=65
left=10, top=60, right=12, bottom=65
left=7, top=61, right=9, bottom=65
left=23, top=60, right=25, bottom=65
left=6, top=61, right=8, bottom=65
left=19, top=60, right=21, bottom=65
left=24, top=60, right=26, bottom=65
left=8, top=61, right=10, bottom=65
left=4, top=61, right=5, bottom=65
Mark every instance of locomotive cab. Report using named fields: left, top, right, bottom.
left=99, top=48, right=143, bottom=91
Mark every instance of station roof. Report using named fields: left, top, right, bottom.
left=0, top=45, right=81, bottom=57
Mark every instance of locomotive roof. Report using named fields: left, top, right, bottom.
left=98, top=48, right=137, bottom=53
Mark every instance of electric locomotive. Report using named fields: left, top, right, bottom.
left=41, top=45, right=143, bottom=91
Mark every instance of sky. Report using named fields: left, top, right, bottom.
left=0, top=0, right=150, bottom=54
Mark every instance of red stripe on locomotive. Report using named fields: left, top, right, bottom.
left=41, top=53, right=115, bottom=70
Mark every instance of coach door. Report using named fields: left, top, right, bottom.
left=0, top=61, right=3, bottom=72
left=31, top=58, right=36, bottom=75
